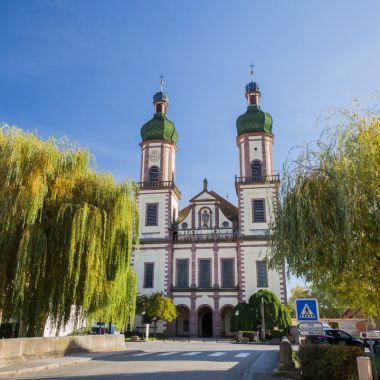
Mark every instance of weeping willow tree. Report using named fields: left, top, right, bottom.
left=231, top=290, right=291, bottom=332
left=270, top=108, right=380, bottom=319
left=0, top=124, right=139, bottom=336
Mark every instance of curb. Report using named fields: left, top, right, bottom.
left=242, top=352, right=265, bottom=380
left=0, top=349, right=142, bottom=378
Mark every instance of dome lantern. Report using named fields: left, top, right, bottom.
left=140, top=76, right=178, bottom=144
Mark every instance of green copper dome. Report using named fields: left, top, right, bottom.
left=236, top=104, right=273, bottom=136
left=141, top=112, right=178, bottom=144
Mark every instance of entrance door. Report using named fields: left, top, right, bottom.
left=198, top=306, right=213, bottom=337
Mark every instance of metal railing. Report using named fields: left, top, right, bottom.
left=138, top=180, right=181, bottom=196
left=235, top=174, right=280, bottom=184
left=175, top=230, right=238, bottom=242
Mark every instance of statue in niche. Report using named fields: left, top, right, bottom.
left=201, top=210, right=210, bottom=228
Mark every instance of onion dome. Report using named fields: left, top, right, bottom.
left=140, top=86, right=178, bottom=144
left=141, top=112, right=178, bottom=143
left=236, top=80, right=273, bottom=136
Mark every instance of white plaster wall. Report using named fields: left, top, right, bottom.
left=196, top=294, right=215, bottom=310
left=173, top=297, right=191, bottom=308
left=134, top=247, right=167, bottom=294
left=171, top=194, right=179, bottom=222
left=241, top=186, right=276, bottom=233
left=240, top=142, right=245, bottom=176
left=219, top=297, right=239, bottom=308
left=139, top=192, right=167, bottom=238
left=147, top=145, right=161, bottom=170
left=218, top=210, right=232, bottom=228
left=242, top=244, right=282, bottom=302
left=248, top=138, right=263, bottom=163
left=265, top=138, right=273, bottom=175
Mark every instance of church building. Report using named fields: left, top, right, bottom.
left=133, top=76, right=286, bottom=338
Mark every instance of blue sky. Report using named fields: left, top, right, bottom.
left=1, top=0, right=380, bottom=290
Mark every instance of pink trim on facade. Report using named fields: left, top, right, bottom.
left=215, top=202, right=219, bottom=228
left=213, top=242, right=219, bottom=288
left=244, top=137, right=250, bottom=177
left=236, top=242, right=243, bottom=302
left=143, top=146, right=149, bottom=182
left=166, top=243, right=174, bottom=295
left=191, top=203, right=195, bottom=229
left=191, top=243, right=196, bottom=287
left=211, top=294, right=220, bottom=337
left=159, top=142, right=164, bottom=181
left=261, top=136, right=267, bottom=176
left=190, top=293, right=197, bottom=336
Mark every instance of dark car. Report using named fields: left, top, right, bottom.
left=305, top=329, right=364, bottom=348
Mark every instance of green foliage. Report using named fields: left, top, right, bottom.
left=232, top=290, right=291, bottom=333
left=0, top=125, right=139, bottom=336
left=270, top=109, right=380, bottom=318
left=287, top=286, right=347, bottom=318
left=250, top=290, right=291, bottom=332
left=298, top=344, right=362, bottom=380
left=136, top=293, right=177, bottom=322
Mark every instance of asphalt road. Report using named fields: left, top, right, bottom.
left=14, top=341, right=280, bottom=380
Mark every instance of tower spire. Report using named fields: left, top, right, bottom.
left=249, top=63, right=254, bottom=81
left=160, top=74, right=164, bottom=92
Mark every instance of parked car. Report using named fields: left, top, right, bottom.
left=305, top=329, right=364, bottom=348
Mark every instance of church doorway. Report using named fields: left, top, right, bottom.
left=220, top=305, right=234, bottom=337
left=176, top=305, right=190, bottom=337
left=198, top=306, right=213, bottom=337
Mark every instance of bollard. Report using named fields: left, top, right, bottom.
left=279, top=336, right=295, bottom=370
left=357, top=356, right=372, bottom=380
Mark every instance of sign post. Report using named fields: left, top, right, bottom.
left=296, top=299, right=321, bottom=336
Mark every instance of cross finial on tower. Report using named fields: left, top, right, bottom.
left=160, top=74, right=164, bottom=91
left=249, top=63, right=255, bottom=80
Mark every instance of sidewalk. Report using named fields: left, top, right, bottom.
left=243, top=351, right=294, bottom=380
left=0, top=348, right=139, bottom=378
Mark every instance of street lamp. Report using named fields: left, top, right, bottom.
left=152, top=317, right=157, bottom=338
left=235, top=310, right=240, bottom=342
left=260, top=297, right=265, bottom=340
left=141, top=311, right=146, bottom=340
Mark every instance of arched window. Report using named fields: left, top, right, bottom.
left=251, top=160, right=262, bottom=178
left=149, top=166, right=159, bottom=182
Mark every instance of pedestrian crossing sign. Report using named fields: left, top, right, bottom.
left=295, top=299, right=320, bottom=321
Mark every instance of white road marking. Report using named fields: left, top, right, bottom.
left=208, top=352, right=226, bottom=357
left=182, top=351, right=202, bottom=356
left=235, top=353, right=251, bottom=358
left=158, top=352, right=179, bottom=356
left=132, top=352, right=151, bottom=356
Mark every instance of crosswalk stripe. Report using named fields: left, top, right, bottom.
left=158, top=352, right=179, bottom=356
left=208, top=352, right=226, bottom=357
left=132, top=352, right=151, bottom=356
left=234, top=353, right=251, bottom=358
left=183, top=351, right=201, bottom=356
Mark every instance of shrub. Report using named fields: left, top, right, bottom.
left=242, top=331, right=254, bottom=341
left=298, top=344, right=363, bottom=380
left=270, top=330, right=286, bottom=339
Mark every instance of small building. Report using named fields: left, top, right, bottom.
left=133, top=77, right=286, bottom=337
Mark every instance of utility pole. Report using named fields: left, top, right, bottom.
left=261, top=297, right=265, bottom=340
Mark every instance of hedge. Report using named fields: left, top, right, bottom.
left=298, top=344, right=363, bottom=380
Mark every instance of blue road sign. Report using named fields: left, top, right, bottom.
left=295, top=299, right=320, bottom=321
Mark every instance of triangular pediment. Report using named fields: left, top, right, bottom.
left=190, top=190, right=218, bottom=202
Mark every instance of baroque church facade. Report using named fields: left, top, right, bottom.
left=133, top=78, right=286, bottom=338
